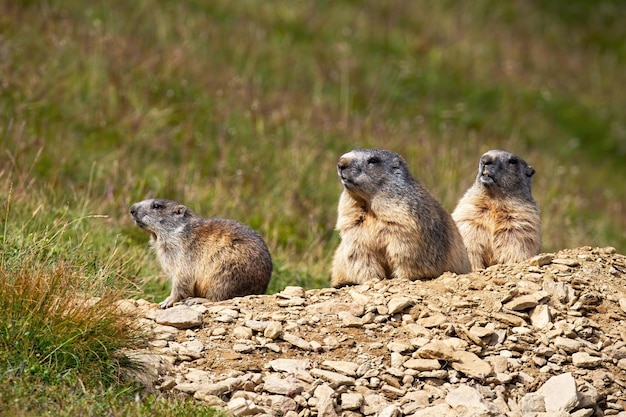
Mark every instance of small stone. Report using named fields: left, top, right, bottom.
left=267, top=358, right=310, bottom=373
left=233, top=343, right=255, bottom=353
left=281, top=332, right=312, bottom=350
left=529, top=254, right=554, bottom=267
left=450, top=351, right=492, bottom=379
left=572, top=352, right=603, bottom=368
left=263, top=375, right=304, bottom=396
left=152, top=325, right=179, bottom=341
left=553, top=336, right=583, bottom=353
left=310, top=368, right=356, bottom=387
left=619, top=299, right=626, bottom=314
left=530, top=304, right=552, bottom=329
left=340, top=393, right=363, bottom=410
left=417, top=313, right=447, bottom=328
left=536, top=372, right=579, bottom=412
left=322, top=360, right=359, bottom=377
left=403, top=358, right=441, bottom=371
left=263, top=321, right=283, bottom=339
left=233, top=326, right=253, bottom=339
left=154, top=305, right=203, bottom=329
left=387, top=296, right=414, bottom=314
left=245, top=320, right=270, bottom=332
left=446, top=384, right=499, bottom=416
left=520, top=393, right=546, bottom=413
left=417, top=340, right=457, bottom=361
left=306, top=301, right=364, bottom=317
left=226, top=397, right=264, bottom=416
left=504, top=294, right=539, bottom=311
left=338, top=311, right=363, bottom=327
left=314, top=383, right=338, bottom=417
left=378, top=404, right=402, bottom=417
left=387, top=341, right=413, bottom=353
left=552, top=258, right=580, bottom=267
left=277, top=286, right=306, bottom=298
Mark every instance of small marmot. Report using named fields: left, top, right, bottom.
left=129, top=198, right=272, bottom=308
left=330, top=149, right=471, bottom=287
left=451, top=149, right=541, bottom=270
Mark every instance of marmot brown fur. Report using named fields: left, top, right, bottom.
left=330, top=149, right=471, bottom=287
left=130, top=198, right=272, bottom=308
left=451, top=149, right=541, bottom=270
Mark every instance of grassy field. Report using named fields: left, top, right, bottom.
left=1, top=0, right=625, bottom=414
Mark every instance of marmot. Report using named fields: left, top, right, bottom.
left=129, top=198, right=272, bottom=308
left=451, top=149, right=541, bottom=270
left=330, top=149, right=471, bottom=287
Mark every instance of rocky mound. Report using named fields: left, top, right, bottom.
left=120, top=247, right=626, bottom=417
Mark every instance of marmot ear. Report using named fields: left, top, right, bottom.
left=173, top=205, right=187, bottom=216
left=526, top=166, right=535, bottom=177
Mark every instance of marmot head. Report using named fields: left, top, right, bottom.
left=129, top=198, right=192, bottom=239
left=477, top=150, right=535, bottom=197
left=337, top=149, right=410, bottom=201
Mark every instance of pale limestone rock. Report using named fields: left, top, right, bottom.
left=281, top=332, right=312, bottom=350
left=154, top=305, right=203, bottom=329
left=409, top=402, right=456, bottom=417
left=387, top=296, right=414, bottom=314
left=572, top=352, right=603, bottom=368
left=340, top=393, right=363, bottom=411
left=417, top=340, right=457, bottom=361
left=446, top=384, right=500, bottom=416
left=530, top=304, right=552, bottom=329
left=521, top=393, right=546, bottom=413
left=233, top=326, right=253, bottom=339
left=263, top=375, right=304, bottom=396
left=322, top=360, right=359, bottom=377
left=263, top=321, right=283, bottom=339
left=310, top=368, right=356, bottom=387
left=504, top=294, right=539, bottom=311
left=417, top=313, right=447, bottom=328
left=450, top=351, right=493, bottom=379
left=403, top=358, right=441, bottom=371
left=226, top=397, right=264, bottom=416
left=306, top=301, right=365, bottom=317
left=536, top=372, right=579, bottom=412
left=314, top=383, right=338, bottom=417
left=553, top=336, right=583, bottom=353
left=266, top=358, right=310, bottom=373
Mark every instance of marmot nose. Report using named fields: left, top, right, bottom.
left=129, top=205, right=137, bottom=216
left=481, top=155, right=494, bottom=166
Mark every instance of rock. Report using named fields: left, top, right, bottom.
left=154, top=305, right=203, bottom=329
left=277, top=286, right=306, bottom=298
left=281, top=332, right=312, bottom=350
left=263, top=321, right=283, bottom=339
left=387, top=296, right=414, bottom=314
left=263, top=375, right=304, bottom=396
left=378, top=404, right=402, bottom=417
left=446, top=384, right=500, bottom=416
left=520, top=393, right=546, bottom=413
left=152, top=325, right=179, bottom=340
left=322, top=360, right=359, bottom=377
left=417, top=340, right=457, bottom=361
left=530, top=254, right=554, bottom=266
left=403, top=358, right=441, bottom=371
left=409, top=402, right=456, bottom=417
left=340, top=393, right=363, bottom=411
left=310, top=368, right=356, bottom=387
left=233, top=326, right=253, bottom=339
left=450, top=351, right=493, bottom=379
left=417, top=313, right=447, bottom=328
left=536, top=372, right=579, bottom=412
left=306, top=301, right=365, bottom=317
left=266, top=358, right=310, bottom=373
left=226, top=397, right=264, bottom=416
left=530, top=304, right=552, bottom=329
left=553, top=337, right=583, bottom=353
left=504, top=294, right=539, bottom=311
left=572, top=352, right=603, bottom=368
left=314, top=383, right=338, bottom=417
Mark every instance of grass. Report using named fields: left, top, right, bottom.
left=0, top=0, right=625, bottom=414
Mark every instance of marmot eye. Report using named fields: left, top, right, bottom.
left=152, top=202, right=164, bottom=209
left=509, top=158, right=518, bottom=165
left=367, top=157, right=381, bottom=164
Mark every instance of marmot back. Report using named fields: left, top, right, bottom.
left=330, top=149, right=471, bottom=287
left=130, top=198, right=272, bottom=308
left=451, top=150, right=541, bottom=270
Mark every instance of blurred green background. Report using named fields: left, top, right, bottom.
left=2, top=0, right=625, bottom=298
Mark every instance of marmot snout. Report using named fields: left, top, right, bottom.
left=452, top=149, right=541, bottom=270
left=331, top=149, right=471, bottom=287
left=130, top=198, right=272, bottom=308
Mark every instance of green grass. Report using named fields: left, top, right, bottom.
left=1, top=0, right=625, bottom=413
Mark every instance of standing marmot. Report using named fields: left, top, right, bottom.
left=330, top=149, right=471, bottom=287
left=129, top=198, right=272, bottom=308
left=451, top=149, right=541, bottom=270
